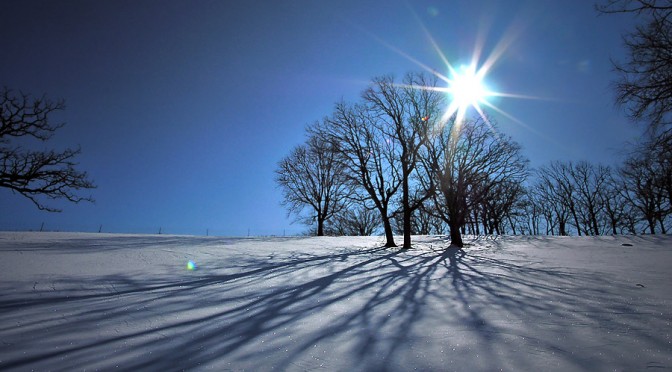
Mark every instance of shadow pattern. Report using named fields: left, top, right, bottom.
left=0, top=236, right=670, bottom=371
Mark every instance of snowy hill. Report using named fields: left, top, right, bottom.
left=0, top=232, right=670, bottom=371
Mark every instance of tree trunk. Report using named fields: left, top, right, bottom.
left=403, top=211, right=412, bottom=248
left=317, top=217, right=324, bottom=236
left=591, top=213, right=600, bottom=236
left=570, top=205, right=582, bottom=236
left=402, top=174, right=412, bottom=249
left=507, top=215, right=517, bottom=235
left=382, top=217, right=397, bottom=247
left=449, top=221, right=464, bottom=248
left=647, top=218, right=656, bottom=234
left=559, top=220, right=567, bottom=236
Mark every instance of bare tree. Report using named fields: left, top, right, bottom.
left=421, top=117, right=528, bottom=247
left=0, top=87, right=95, bottom=211
left=312, top=101, right=401, bottom=247
left=331, top=203, right=381, bottom=236
left=536, top=161, right=588, bottom=235
left=275, top=132, right=350, bottom=236
left=571, top=161, right=612, bottom=235
left=486, top=180, right=528, bottom=235
left=619, top=136, right=672, bottom=233
left=597, top=0, right=672, bottom=132
left=602, top=171, right=635, bottom=234
left=648, top=132, right=672, bottom=209
left=362, top=73, right=442, bottom=248
left=531, top=169, right=570, bottom=235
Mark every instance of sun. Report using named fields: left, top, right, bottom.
left=359, top=10, right=542, bottom=136
left=443, top=63, right=494, bottom=125
left=450, top=65, right=487, bottom=106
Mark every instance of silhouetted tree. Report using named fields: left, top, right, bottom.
left=312, top=101, right=401, bottom=247
left=485, top=180, right=528, bottom=235
left=420, top=117, right=528, bottom=247
left=531, top=167, right=570, bottom=235
left=520, top=187, right=543, bottom=235
left=275, top=132, right=350, bottom=236
left=619, top=135, right=672, bottom=233
left=331, top=203, right=381, bottom=236
left=602, top=171, right=635, bottom=234
left=362, top=73, right=442, bottom=248
left=571, top=161, right=612, bottom=235
left=536, top=161, right=587, bottom=235
left=0, top=87, right=95, bottom=211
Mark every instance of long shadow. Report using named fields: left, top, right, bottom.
left=0, top=232, right=254, bottom=253
left=0, top=237, right=670, bottom=371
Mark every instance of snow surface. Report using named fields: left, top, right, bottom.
left=0, top=232, right=670, bottom=371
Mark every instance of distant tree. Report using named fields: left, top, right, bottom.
left=484, top=180, right=528, bottom=235
left=649, top=133, right=672, bottom=210
left=0, top=87, right=95, bottom=211
left=393, top=201, right=445, bottom=236
left=331, top=203, right=381, bottom=236
left=602, top=171, right=635, bottom=234
left=570, top=161, right=612, bottom=235
left=275, top=132, right=350, bottom=236
left=597, top=0, right=672, bottom=132
left=536, top=161, right=587, bottom=235
left=531, top=167, right=570, bottom=235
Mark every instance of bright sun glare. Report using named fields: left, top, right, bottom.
left=443, top=63, right=494, bottom=125
left=450, top=65, right=487, bottom=106
left=366, top=11, right=539, bottom=133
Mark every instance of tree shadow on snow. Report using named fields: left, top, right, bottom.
left=0, top=238, right=669, bottom=371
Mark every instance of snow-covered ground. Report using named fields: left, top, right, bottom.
left=0, top=232, right=670, bottom=371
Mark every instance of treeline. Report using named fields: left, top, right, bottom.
left=276, top=73, right=672, bottom=248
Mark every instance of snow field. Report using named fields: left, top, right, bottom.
left=0, top=232, right=670, bottom=371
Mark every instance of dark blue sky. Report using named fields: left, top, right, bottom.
left=0, top=0, right=643, bottom=235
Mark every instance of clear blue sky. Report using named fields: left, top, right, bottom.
left=0, top=0, right=643, bottom=235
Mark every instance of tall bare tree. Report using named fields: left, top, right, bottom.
left=0, top=87, right=95, bottom=211
left=362, top=73, right=442, bottom=248
left=312, top=101, right=401, bottom=247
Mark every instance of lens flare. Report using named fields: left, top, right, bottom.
left=359, top=5, right=544, bottom=136
left=442, top=63, right=496, bottom=126
left=450, top=65, right=488, bottom=107
left=187, top=260, right=196, bottom=270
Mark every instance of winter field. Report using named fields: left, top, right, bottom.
left=0, top=232, right=670, bottom=371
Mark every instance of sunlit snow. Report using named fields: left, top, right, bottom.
left=0, top=232, right=670, bottom=370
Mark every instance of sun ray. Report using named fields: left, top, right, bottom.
left=479, top=100, right=565, bottom=149
left=351, top=5, right=555, bottom=143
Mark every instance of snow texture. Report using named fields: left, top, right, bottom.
left=0, top=232, right=670, bottom=371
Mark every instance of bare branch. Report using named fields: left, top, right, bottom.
left=0, top=87, right=95, bottom=211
